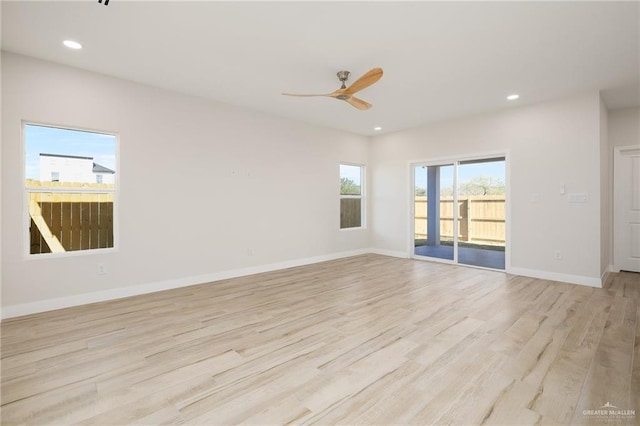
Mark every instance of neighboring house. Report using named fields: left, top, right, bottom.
left=39, top=153, right=115, bottom=184
left=91, top=162, right=116, bottom=184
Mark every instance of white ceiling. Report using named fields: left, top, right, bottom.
left=2, top=1, right=639, bottom=136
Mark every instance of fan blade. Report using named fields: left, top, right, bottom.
left=282, top=93, right=332, bottom=97
left=344, top=96, right=372, bottom=110
left=344, top=68, right=383, bottom=95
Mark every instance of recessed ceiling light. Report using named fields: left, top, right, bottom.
left=374, top=126, right=382, bottom=131
left=63, top=40, right=82, bottom=50
left=507, top=94, right=520, bottom=101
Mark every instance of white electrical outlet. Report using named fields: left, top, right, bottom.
left=98, top=264, right=107, bottom=275
left=568, top=193, right=589, bottom=203
left=247, top=248, right=254, bottom=256
left=554, top=250, right=562, bottom=260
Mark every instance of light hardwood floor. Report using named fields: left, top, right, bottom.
left=1, top=254, right=638, bottom=425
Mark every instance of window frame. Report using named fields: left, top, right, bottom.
left=339, top=162, right=366, bottom=230
left=22, top=121, right=120, bottom=259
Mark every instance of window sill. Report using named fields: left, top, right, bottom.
left=25, top=246, right=118, bottom=260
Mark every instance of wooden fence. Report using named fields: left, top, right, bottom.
left=340, top=198, right=362, bottom=228
left=414, top=195, right=505, bottom=245
left=27, top=181, right=115, bottom=254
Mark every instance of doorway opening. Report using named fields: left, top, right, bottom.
left=412, top=157, right=506, bottom=270
left=613, top=145, right=640, bottom=273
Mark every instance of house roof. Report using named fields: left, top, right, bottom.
left=40, top=153, right=93, bottom=160
left=92, top=163, right=115, bottom=174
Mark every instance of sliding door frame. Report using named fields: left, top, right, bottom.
left=408, top=151, right=510, bottom=271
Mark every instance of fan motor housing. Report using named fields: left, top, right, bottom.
left=336, top=70, right=351, bottom=82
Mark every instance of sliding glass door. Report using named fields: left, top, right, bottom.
left=456, top=158, right=506, bottom=269
left=413, top=157, right=506, bottom=270
left=414, top=164, right=455, bottom=261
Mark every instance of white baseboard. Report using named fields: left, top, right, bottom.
left=1, top=248, right=371, bottom=319
left=507, top=266, right=602, bottom=288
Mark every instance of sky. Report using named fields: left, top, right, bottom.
left=25, top=124, right=116, bottom=180
left=340, top=164, right=362, bottom=186
left=415, top=160, right=505, bottom=190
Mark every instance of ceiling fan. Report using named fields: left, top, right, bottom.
left=282, top=68, right=383, bottom=110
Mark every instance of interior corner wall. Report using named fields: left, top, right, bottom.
left=608, top=107, right=640, bottom=149
left=370, top=93, right=603, bottom=286
left=1, top=52, right=371, bottom=315
left=599, top=95, right=610, bottom=278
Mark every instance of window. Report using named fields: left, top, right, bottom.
left=340, top=163, right=364, bottom=229
left=24, top=123, right=117, bottom=255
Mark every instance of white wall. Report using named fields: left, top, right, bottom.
left=599, top=98, right=609, bottom=278
left=1, top=51, right=624, bottom=317
left=370, top=93, right=604, bottom=286
left=609, top=108, right=640, bottom=148
left=0, top=17, right=3, bottom=312
left=1, top=52, right=371, bottom=315
left=94, top=172, right=115, bottom=185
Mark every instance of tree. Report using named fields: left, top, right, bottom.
left=440, top=185, right=454, bottom=196
left=458, top=176, right=505, bottom=196
left=417, top=186, right=454, bottom=196
left=340, top=177, right=361, bottom=195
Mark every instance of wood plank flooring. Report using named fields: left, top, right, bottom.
left=1, top=254, right=638, bottom=425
